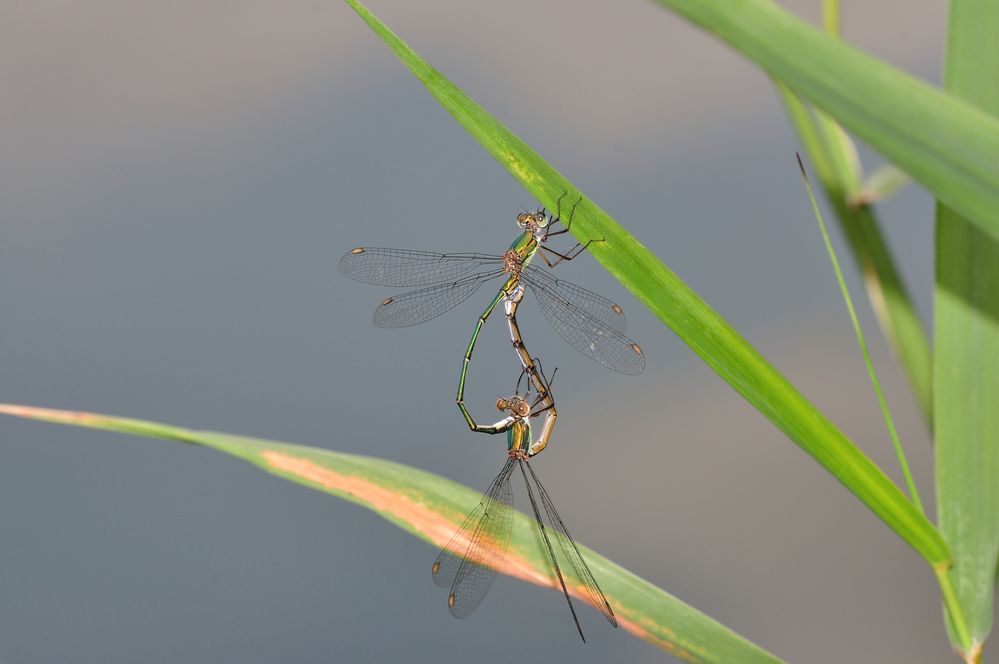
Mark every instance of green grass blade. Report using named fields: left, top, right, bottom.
left=342, top=0, right=950, bottom=566
left=648, top=0, right=999, bottom=240
left=797, top=154, right=924, bottom=515
left=936, top=1, right=999, bottom=656
left=0, top=404, right=782, bottom=664
left=828, top=204, right=933, bottom=427
left=795, top=154, right=977, bottom=644
left=772, top=13, right=933, bottom=427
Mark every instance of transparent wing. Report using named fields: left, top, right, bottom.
left=339, top=247, right=501, bottom=287
left=372, top=270, right=505, bottom=328
left=432, top=458, right=516, bottom=618
left=518, top=459, right=587, bottom=641
left=524, top=277, right=645, bottom=375
left=525, top=461, right=617, bottom=628
left=523, top=264, right=627, bottom=333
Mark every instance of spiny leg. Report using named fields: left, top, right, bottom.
left=515, top=358, right=553, bottom=406
left=544, top=195, right=582, bottom=239
left=515, top=363, right=531, bottom=402
left=553, top=191, right=567, bottom=226
left=529, top=360, right=558, bottom=416
left=530, top=400, right=556, bottom=418
left=538, top=239, right=602, bottom=269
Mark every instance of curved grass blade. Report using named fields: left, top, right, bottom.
left=935, top=0, right=999, bottom=657
left=0, top=403, right=783, bottom=663
left=647, top=0, right=999, bottom=240
left=341, top=0, right=950, bottom=567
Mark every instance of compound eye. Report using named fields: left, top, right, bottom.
left=514, top=400, right=530, bottom=417
left=496, top=398, right=509, bottom=412
left=516, top=213, right=529, bottom=226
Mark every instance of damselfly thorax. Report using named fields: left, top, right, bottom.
left=502, top=249, right=523, bottom=276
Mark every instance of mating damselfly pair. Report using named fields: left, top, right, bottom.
left=340, top=197, right=640, bottom=639
left=431, top=364, right=617, bottom=641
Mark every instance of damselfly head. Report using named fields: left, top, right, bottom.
left=496, top=396, right=529, bottom=417
left=516, top=211, right=548, bottom=233
left=509, top=397, right=531, bottom=418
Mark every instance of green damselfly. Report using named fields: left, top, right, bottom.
left=431, top=364, right=617, bottom=641
left=339, top=198, right=644, bottom=452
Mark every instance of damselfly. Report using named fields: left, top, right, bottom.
left=340, top=198, right=644, bottom=449
left=431, top=364, right=617, bottom=641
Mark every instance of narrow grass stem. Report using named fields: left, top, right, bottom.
left=822, top=0, right=841, bottom=38
left=797, top=155, right=925, bottom=515
left=935, top=564, right=975, bottom=658
left=777, top=85, right=933, bottom=428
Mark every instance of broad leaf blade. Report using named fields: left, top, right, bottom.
left=650, top=0, right=999, bottom=240
left=0, top=404, right=781, bottom=664
left=342, top=0, right=950, bottom=566
left=936, top=0, right=999, bottom=655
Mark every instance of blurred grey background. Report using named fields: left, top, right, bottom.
left=2, top=1, right=995, bottom=662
